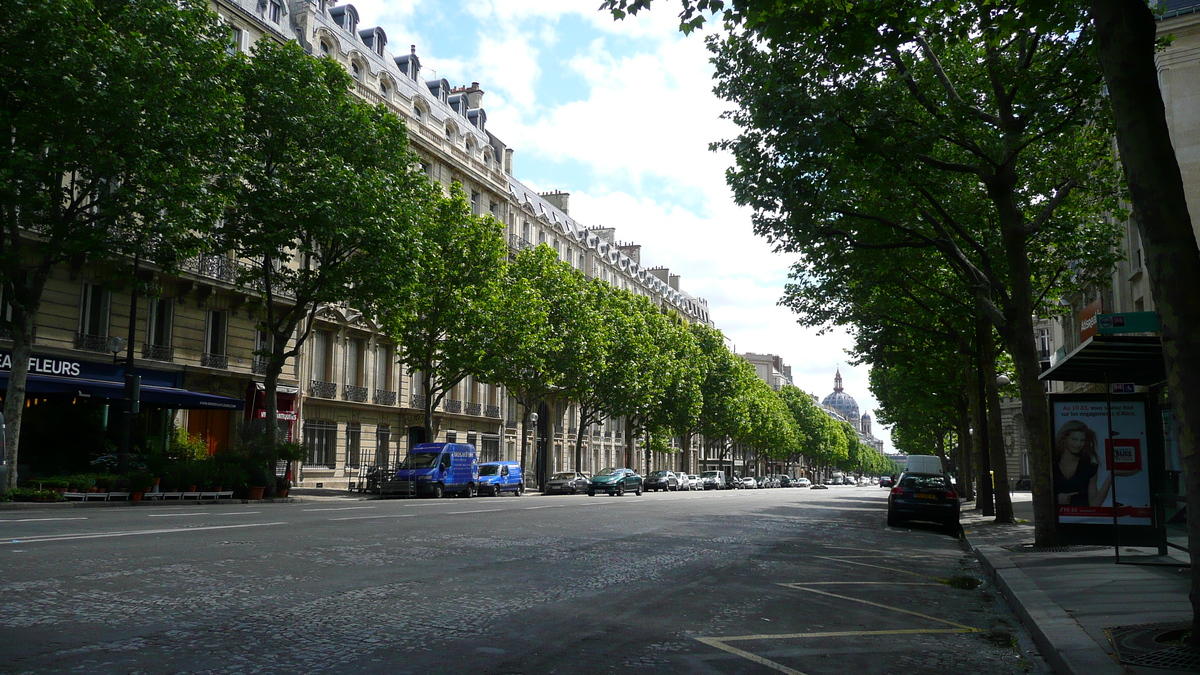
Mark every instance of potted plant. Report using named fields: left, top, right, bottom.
left=128, top=473, right=154, bottom=502
left=275, top=475, right=291, bottom=498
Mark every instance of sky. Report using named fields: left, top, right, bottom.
left=342, top=0, right=892, bottom=451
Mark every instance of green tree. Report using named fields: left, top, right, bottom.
left=380, top=183, right=507, bottom=443
left=225, top=39, right=429, bottom=451
left=691, top=325, right=754, bottom=475
left=645, top=315, right=703, bottom=471
left=0, top=0, right=239, bottom=487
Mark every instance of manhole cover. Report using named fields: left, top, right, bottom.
left=1108, top=621, right=1200, bottom=671
left=1001, top=543, right=1108, bottom=553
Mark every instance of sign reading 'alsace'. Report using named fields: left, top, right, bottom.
left=0, top=352, right=82, bottom=377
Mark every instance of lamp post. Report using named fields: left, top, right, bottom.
left=528, top=412, right=538, bottom=490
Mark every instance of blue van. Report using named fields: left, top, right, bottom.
left=478, top=461, right=524, bottom=496
left=392, top=443, right=479, bottom=498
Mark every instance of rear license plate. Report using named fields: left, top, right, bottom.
left=914, top=493, right=937, bottom=500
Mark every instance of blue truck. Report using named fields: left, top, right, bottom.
left=478, top=461, right=524, bottom=496
left=388, top=442, right=479, bottom=498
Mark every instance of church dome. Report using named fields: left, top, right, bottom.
left=822, top=369, right=860, bottom=422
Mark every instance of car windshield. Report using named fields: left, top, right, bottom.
left=702, top=472, right=718, bottom=478
left=651, top=471, right=671, bottom=477
left=479, top=465, right=500, bottom=476
left=596, top=467, right=619, bottom=476
left=398, top=453, right=440, bottom=469
left=900, top=474, right=949, bottom=490
left=551, top=472, right=575, bottom=480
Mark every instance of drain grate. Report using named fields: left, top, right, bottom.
left=1108, top=621, right=1200, bottom=671
left=1001, top=543, right=1108, bottom=553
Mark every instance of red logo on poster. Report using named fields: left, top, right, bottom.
left=1105, top=438, right=1142, bottom=471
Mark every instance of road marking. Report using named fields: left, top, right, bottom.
left=446, top=509, right=500, bottom=515
left=329, top=514, right=415, bottom=521
left=781, top=585, right=980, bottom=632
left=218, top=511, right=261, bottom=516
left=694, top=637, right=807, bottom=675
left=783, top=581, right=940, bottom=586
left=2, top=522, right=286, bottom=545
left=522, top=505, right=567, bottom=510
left=811, top=555, right=943, bottom=580
left=0, top=517, right=88, bottom=523
left=302, top=506, right=377, bottom=512
left=147, top=513, right=206, bottom=518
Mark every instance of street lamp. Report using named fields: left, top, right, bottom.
left=106, top=335, right=126, bottom=365
left=528, top=412, right=538, bottom=490
left=997, top=374, right=1011, bottom=386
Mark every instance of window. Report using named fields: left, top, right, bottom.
left=79, top=283, right=110, bottom=338
left=375, top=425, right=391, bottom=467
left=205, top=310, right=227, bottom=355
left=311, top=330, right=332, bottom=381
left=351, top=62, right=361, bottom=80
left=304, top=420, right=338, bottom=468
left=268, top=0, right=282, bottom=23
left=446, top=431, right=458, bottom=443
left=380, top=80, right=390, bottom=99
left=471, top=191, right=481, bottom=215
left=1037, top=328, right=1051, bottom=360
left=345, top=337, right=365, bottom=387
left=445, top=127, right=454, bottom=143
left=320, top=40, right=331, bottom=56
left=227, top=26, right=243, bottom=55
left=376, top=345, right=392, bottom=390
left=413, top=104, right=423, bottom=122
left=146, top=298, right=173, bottom=346
left=346, top=423, right=361, bottom=468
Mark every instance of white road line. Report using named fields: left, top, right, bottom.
left=329, top=514, right=416, bottom=521
left=217, top=511, right=261, bottom=516
left=446, top=509, right=500, bottom=515
left=302, top=506, right=378, bottom=512
left=0, top=517, right=88, bottom=523
left=147, top=513, right=205, bottom=518
left=2, top=521, right=286, bottom=545
left=522, top=505, right=567, bottom=510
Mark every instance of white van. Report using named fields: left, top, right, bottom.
left=905, top=455, right=944, bottom=475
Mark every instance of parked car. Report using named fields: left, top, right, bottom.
left=887, top=472, right=960, bottom=534
left=701, top=470, right=726, bottom=490
left=741, top=476, right=758, bottom=489
left=674, top=472, right=692, bottom=491
left=644, top=470, right=678, bottom=492
left=543, top=471, right=590, bottom=495
left=687, top=474, right=702, bottom=491
left=778, top=475, right=793, bottom=488
left=794, top=477, right=812, bottom=488
left=588, top=468, right=643, bottom=496
left=755, top=476, right=775, bottom=489
left=478, top=461, right=524, bottom=496
left=725, top=475, right=743, bottom=489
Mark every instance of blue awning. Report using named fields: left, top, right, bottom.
left=2, top=373, right=245, bottom=410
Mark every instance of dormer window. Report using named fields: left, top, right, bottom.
left=413, top=104, right=424, bottom=123
left=465, top=138, right=475, bottom=157
left=380, top=80, right=391, bottom=99
left=351, top=62, right=361, bottom=80
left=320, top=40, right=331, bottom=56
left=268, top=0, right=282, bottom=23
left=445, top=127, right=453, bottom=143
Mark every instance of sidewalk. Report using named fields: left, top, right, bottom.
left=964, top=492, right=1197, bottom=674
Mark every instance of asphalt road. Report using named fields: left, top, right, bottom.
left=0, top=485, right=1050, bottom=674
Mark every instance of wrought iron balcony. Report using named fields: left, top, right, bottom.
left=465, top=402, right=481, bottom=416
left=252, top=356, right=270, bottom=375
left=444, top=399, right=462, bottom=413
left=343, top=385, right=368, bottom=402
left=373, top=389, right=397, bottom=406
left=74, top=333, right=110, bottom=353
left=505, top=418, right=518, bottom=429
left=141, top=343, right=174, bottom=362
left=310, top=379, right=337, bottom=399
left=485, top=404, right=501, bottom=418
left=508, top=233, right=533, bottom=253
left=411, top=394, right=427, bottom=409
left=201, top=352, right=229, bottom=369
left=187, top=254, right=239, bottom=283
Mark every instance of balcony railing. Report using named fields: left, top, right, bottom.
left=505, top=418, right=518, bottom=429
left=508, top=233, right=533, bottom=253
left=186, top=254, right=239, bottom=283
left=252, top=356, right=270, bottom=375
left=465, top=402, right=481, bottom=416
left=201, top=352, right=229, bottom=369
left=411, top=394, right=427, bottom=409
left=74, top=333, right=110, bottom=353
left=343, top=384, right=368, bottom=402
left=373, top=389, right=397, bottom=406
left=444, top=399, right=462, bottom=413
left=141, top=343, right=174, bottom=362
left=485, top=404, right=501, bottom=418
left=310, top=380, right=337, bottom=399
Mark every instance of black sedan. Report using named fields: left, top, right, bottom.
left=887, top=472, right=960, bottom=534
left=644, top=470, right=678, bottom=492
left=543, top=471, right=590, bottom=495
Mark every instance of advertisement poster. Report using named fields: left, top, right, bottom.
left=1052, top=399, right=1151, bottom=525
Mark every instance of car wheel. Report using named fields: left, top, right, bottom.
left=587, top=490, right=595, bottom=497
left=569, top=486, right=576, bottom=495
left=886, top=510, right=899, bottom=527
left=635, top=484, right=643, bottom=496
left=432, top=484, right=444, bottom=499
left=516, top=484, right=524, bottom=497
left=464, top=484, right=475, bottom=498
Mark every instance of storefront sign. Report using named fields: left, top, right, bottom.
left=1078, top=299, right=1103, bottom=342
left=1097, top=311, right=1160, bottom=335
left=0, top=353, right=81, bottom=377
left=1051, top=398, right=1151, bottom=526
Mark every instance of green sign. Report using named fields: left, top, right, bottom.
left=1097, top=312, right=1159, bottom=334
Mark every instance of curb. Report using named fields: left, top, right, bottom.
left=972, top=543, right=1127, bottom=675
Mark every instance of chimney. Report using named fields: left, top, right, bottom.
left=539, top=190, right=570, bottom=215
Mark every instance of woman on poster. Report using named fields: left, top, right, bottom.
left=1054, top=420, right=1114, bottom=507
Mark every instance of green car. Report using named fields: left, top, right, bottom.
left=587, top=467, right=643, bottom=497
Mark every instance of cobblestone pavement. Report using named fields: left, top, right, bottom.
left=0, top=486, right=1050, bottom=673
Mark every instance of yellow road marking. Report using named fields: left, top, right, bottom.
left=811, top=555, right=945, bottom=581
left=780, top=585, right=981, bottom=632
left=694, top=637, right=808, bottom=675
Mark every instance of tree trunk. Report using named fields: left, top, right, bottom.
left=980, top=321, right=1014, bottom=523
left=2, top=268, right=48, bottom=490
left=964, top=354, right=989, bottom=513
left=956, top=394, right=976, bottom=501
left=1091, top=0, right=1200, bottom=642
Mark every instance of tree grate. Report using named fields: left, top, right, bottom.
left=1107, top=621, right=1200, bottom=672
